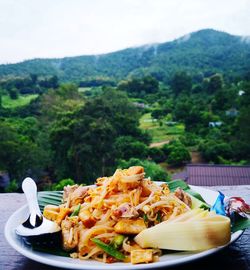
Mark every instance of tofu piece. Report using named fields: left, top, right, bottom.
left=114, top=219, right=146, bottom=234
left=56, top=207, right=71, bottom=224
left=43, top=205, right=60, bottom=221
left=79, top=209, right=96, bottom=228
left=131, top=249, right=153, bottom=264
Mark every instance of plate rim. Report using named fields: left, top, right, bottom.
left=4, top=185, right=243, bottom=270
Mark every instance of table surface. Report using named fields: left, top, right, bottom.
left=1, top=185, right=250, bottom=270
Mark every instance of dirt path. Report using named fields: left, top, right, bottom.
left=150, top=140, right=169, bottom=148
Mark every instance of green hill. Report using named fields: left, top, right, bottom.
left=0, top=29, right=249, bottom=82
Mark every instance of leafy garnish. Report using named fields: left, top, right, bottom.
left=231, top=217, right=250, bottom=233
left=167, top=179, right=207, bottom=203
left=157, top=212, right=162, bottom=222
left=168, top=179, right=250, bottom=233
left=32, top=245, right=70, bottom=257
left=38, top=191, right=63, bottom=212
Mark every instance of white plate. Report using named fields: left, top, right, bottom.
left=5, top=185, right=243, bottom=269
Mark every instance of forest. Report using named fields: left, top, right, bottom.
left=0, top=29, right=250, bottom=82
left=0, top=68, right=249, bottom=192
left=0, top=29, right=250, bottom=192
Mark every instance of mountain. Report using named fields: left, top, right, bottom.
left=0, top=29, right=250, bottom=82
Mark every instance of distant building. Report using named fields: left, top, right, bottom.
left=143, top=119, right=157, bottom=123
left=172, top=164, right=250, bottom=186
left=209, top=121, right=222, bottom=127
left=238, top=90, right=245, bottom=96
left=132, top=102, right=150, bottom=109
left=165, top=121, right=177, bottom=126
left=226, top=108, right=238, bottom=117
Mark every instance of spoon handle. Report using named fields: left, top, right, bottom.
left=22, top=177, right=42, bottom=227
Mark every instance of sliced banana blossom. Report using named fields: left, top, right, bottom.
left=134, top=209, right=231, bottom=251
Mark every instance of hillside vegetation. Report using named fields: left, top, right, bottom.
left=1, top=28, right=250, bottom=192
left=2, top=94, right=38, bottom=108
left=0, top=29, right=250, bottom=82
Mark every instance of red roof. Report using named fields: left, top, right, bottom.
left=186, top=164, right=250, bottom=186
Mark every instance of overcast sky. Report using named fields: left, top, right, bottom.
left=0, top=0, right=249, bottom=64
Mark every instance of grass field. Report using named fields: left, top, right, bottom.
left=2, top=94, right=38, bottom=108
left=140, top=113, right=185, bottom=144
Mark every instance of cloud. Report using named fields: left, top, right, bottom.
left=241, top=36, right=250, bottom=44
left=0, top=0, right=250, bottom=63
left=177, top=34, right=191, bottom=44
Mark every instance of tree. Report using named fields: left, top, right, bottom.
left=148, top=147, right=166, bottom=163
left=39, top=75, right=59, bottom=89
left=0, top=120, right=47, bottom=181
left=207, top=74, right=223, bottom=94
left=30, top=73, right=38, bottom=84
left=173, top=97, right=202, bottom=131
left=118, top=76, right=159, bottom=97
left=162, top=140, right=191, bottom=166
left=212, top=89, right=228, bottom=111
left=199, top=141, right=233, bottom=163
left=40, top=83, right=84, bottom=124
left=151, top=109, right=165, bottom=120
left=114, top=136, right=148, bottom=160
left=0, top=122, right=20, bottom=175
left=234, top=81, right=250, bottom=160
left=82, top=89, right=142, bottom=138
left=179, top=132, right=200, bottom=147
left=51, top=178, right=75, bottom=191
left=79, top=76, right=115, bottom=87
left=142, top=76, right=159, bottom=94
left=49, top=89, right=146, bottom=183
left=211, top=83, right=237, bottom=112
left=238, top=106, right=250, bottom=142
left=170, top=71, right=192, bottom=96
left=118, top=158, right=168, bottom=181
left=9, top=88, right=19, bottom=99
left=50, top=75, right=59, bottom=88
left=166, top=147, right=191, bottom=166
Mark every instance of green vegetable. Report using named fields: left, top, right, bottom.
left=167, top=179, right=189, bottom=191
left=157, top=212, right=162, bottom=222
left=231, top=217, right=250, bottom=233
left=189, top=194, right=210, bottom=210
left=70, top=204, right=81, bottom=217
left=167, top=180, right=250, bottom=233
left=91, top=238, right=125, bottom=260
left=168, top=179, right=208, bottom=204
left=186, top=189, right=207, bottom=204
left=143, top=213, right=148, bottom=222
left=113, top=234, right=125, bottom=248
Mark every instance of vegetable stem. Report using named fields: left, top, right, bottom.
left=70, top=204, right=81, bottom=217
left=91, top=238, right=125, bottom=260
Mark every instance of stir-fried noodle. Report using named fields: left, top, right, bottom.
left=43, top=166, right=191, bottom=264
